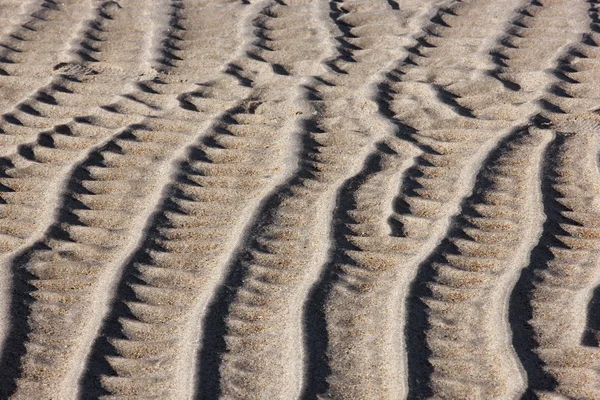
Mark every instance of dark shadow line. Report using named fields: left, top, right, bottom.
left=508, top=134, right=563, bottom=396
left=406, top=126, right=533, bottom=398
left=301, top=145, right=389, bottom=399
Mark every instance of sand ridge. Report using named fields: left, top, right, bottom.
left=0, top=0, right=600, bottom=399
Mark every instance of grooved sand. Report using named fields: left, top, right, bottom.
left=1, top=0, right=600, bottom=399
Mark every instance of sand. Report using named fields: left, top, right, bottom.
left=0, top=0, right=599, bottom=399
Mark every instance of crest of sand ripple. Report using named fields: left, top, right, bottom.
left=313, top=0, right=591, bottom=399
left=0, top=0, right=176, bottom=364
left=520, top=129, right=600, bottom=400
left=409, top=127, right=551, bottom=399
left=0, top=0, right=599, bottom=399
left=77, top=0, right=333, bottom=398
left=0, top=0, right=255, bottom=398
left=205, top=0, right=448, bottom=398
left=0, top=0, right=91, bottom=112
left=0, top=0, right=165, bottom=153
left=509, top=4, right=600, bottom=397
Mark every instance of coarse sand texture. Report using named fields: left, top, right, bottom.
left=1, top=0, right=600, bottom=399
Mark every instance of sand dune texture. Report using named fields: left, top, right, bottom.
left=0, top=0, right=599, bottom=399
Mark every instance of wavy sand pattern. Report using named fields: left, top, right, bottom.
left=0, top=0, right=599, bottom=399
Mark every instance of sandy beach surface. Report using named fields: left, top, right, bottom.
left=0, top=0, right=600, bottom=399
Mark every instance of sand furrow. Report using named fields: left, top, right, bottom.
left=0, top=0, right=168, bottom=263
left=508, top=3, right=600, bottom=397
left=0, top=0, right=177, bottom=367
left=300, top=0, right=474, bottom=397
left=303, top=0, right=592, bottom=398
left=0, top=1, right=255, bottom=398
left=0, top=0, right=173, bottom=260
left=0, top=0, right=598, bottom=398
left=77, top=0, right=331, bottom=398
left=305, top=139, right=419, bottom=399
left=401, top=1, right=589, bottom=397
left=511, top=128, right=600, bottom=400
left=0, top=111, right=238, bottom=399
left=389, top=0, right=589, bottom=397
left=409, top=127, right=550, bottom=399
left=0, top=0, right=162, bottom=152
left=309, top=0, right=571, bottom=398
left=194, top=1, right=447, bottom=398
left=0, top=0, right=91, bottom=112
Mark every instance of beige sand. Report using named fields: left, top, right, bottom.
left=0, top=0, right=600, bottom=399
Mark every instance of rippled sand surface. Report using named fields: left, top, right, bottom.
left=0, top=1, right=600, bottom=399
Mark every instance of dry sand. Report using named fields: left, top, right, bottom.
left=0, top=0, right=600, bottom=399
